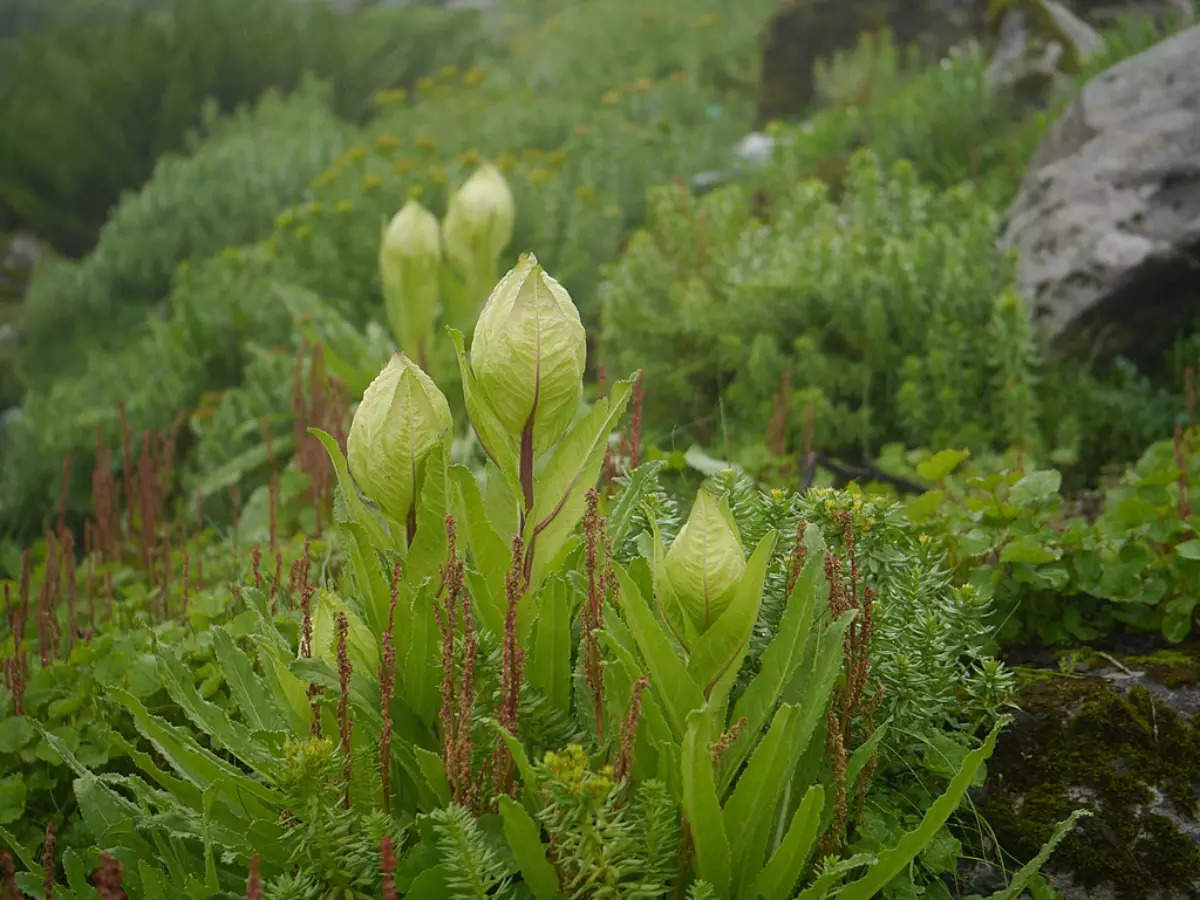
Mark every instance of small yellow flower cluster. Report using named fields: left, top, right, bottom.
left=373, top=87, right=409, bottom=106
left=543, top=745, right=613, bottom=802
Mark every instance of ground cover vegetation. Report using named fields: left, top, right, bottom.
left=2, top=0, right=1198, bottom=896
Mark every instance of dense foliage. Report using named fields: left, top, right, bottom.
left=0, top=0, right=483, bottom=252
left=3, top=0, right=1200, bottom=896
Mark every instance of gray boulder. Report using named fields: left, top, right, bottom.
left=1002, top=25, right=1200, bottom=358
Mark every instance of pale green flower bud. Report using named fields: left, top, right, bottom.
left=442, top=162, right=515, bottom=281
left=664, top=490, right=746, bottom=630
left=347, top=353, right=452, bottom=527
left=470, top=253, right=586, bottom=456
left=379, top=198, right=441, bottom=366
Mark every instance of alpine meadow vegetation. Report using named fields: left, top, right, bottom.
left=3, top=0, right=1200, bottom=897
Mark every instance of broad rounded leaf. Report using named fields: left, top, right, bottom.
left=664, top=490, right=746, bottom=632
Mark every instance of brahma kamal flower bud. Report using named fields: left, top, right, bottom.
left=347, top=353, right=452, bottom=536
left=664, top=490, right=746, bottom=631
left=379, top=198, right=441, bottom=368
left=444, top=160, right=513, bottom=286
left=470, top=253, right=586, bottom=459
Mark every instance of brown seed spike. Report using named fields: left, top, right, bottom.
left=41, top=821, right=56, bottom=900
left=1, top=850, right=17, bottom=900
left=245, top=854, right=261, bottom=900
left=336, top=612, right=354, bottom=808
left=380, top=837, right=397, bottom=900
left=92, top=853, right=125, bottom=900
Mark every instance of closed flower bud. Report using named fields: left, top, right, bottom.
left=379, top=199, right=441, bottom=366
left=664, top=490, right=746, bottom=630
left=442, top=162, right=515, bottom=281
left=347, top=354, right=452, bottom=528
left=470, top=253, right=586, bottom=456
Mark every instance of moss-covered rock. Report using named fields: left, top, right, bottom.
left=976, top=648, right=1200, bottom=898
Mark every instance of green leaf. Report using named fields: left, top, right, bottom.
left=489, top=721, right=541, bottom=815
left=845, top=721, right=888, bottom=792
left=310, top=427, right=393, bottom=550
left=406, top=865, right=451, bottom=899
left=407, top=438, right=452, bottom=582
left=999, top=539, right=1057, bottom=565
left=526, top=378, right=633, bottom=589
left=191, top=435, right=295, bottom=500
left=920, top=828, right=961, bottom=875
left=1161, top=595, right=1194, bottom=643
left=415, top=747, right=451, bottom=806
left=779, top=609, right=856, bottom=765
left=63, top=849, right=89, bottom=895
left=499, top=795, right=560, bottom=899
left=905, top=489, right=944, bottom=522
left=613, top=562, right=705, bottom=740
left=982, top=809, right=1090, bottom=900
left=530, top=576, right=574, bottom=715
left=916, top=449, right=970, bottom=482
left=726, top=529, right=827, bottom=780
left=450, top=464, right=510, bottom=635
left=339, top=521, right=394, bottom=638
left=402, top=581, right=440, bottom=725
left=1175, top=539, right=1200, bottom=561
left=1009, top=470, right=1062, bottom=506
left=793, top=853, right=875, bottom=900
left=0, top=774, right=25, bottom=825
left=106, top=687, right=280, bottom=817
left=681, top=708, right=731, bottom=897
left=0, top=716, right=35, bottom=753
left=724, top=703, right=799, bottom=896
left=749, top=784, right=824, bottom=900
left=607, top=460, right=666, bottom=546
left=157, top=647, right=276, bottom=773
left=450, top=327, right=519, bottom=483
left=138, top=861, right=169, bottom=898
left=1110, top=495, right=1161, bottom=529
left=0, top=823, right=40, bottom=874
left=837, top=720, right=1006, bottom=900
left=211, top=628, right=288, bottom=734
left=688, top=532, right=776, bottom=700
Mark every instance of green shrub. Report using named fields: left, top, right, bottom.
left=2, top=254, right=1071, bottom=896
left=600, top=150, right=1039, bottom=473
left=2, top=244, right=292, bottom=538
left=16, top=81, right=353, bottom=388
left=896, top=427, right=1200, bottom=646
left=0, top=0, right=485, bottom=252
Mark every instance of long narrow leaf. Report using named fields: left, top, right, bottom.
left=681, top=708, right=731, bottom=896
left=107, top=687, right=281, bottom=817
left=724, top=704, right=799, bottom=895
left=984, top=809, right=1090, bottom=900
left=499, top=795, right=561, bottom=899
left=837, top=720, right=1008, bottom=900
left=157, top=648, right=277, bottom=773
left=751, top=784, right=824, bottom=900
left=310, top=427, right=393, bottom=550
left=726, top=530, right=827, bottom=781
left=613, top=563, right=704, bottom=739
left=212, top=627, right=289, bottom=733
